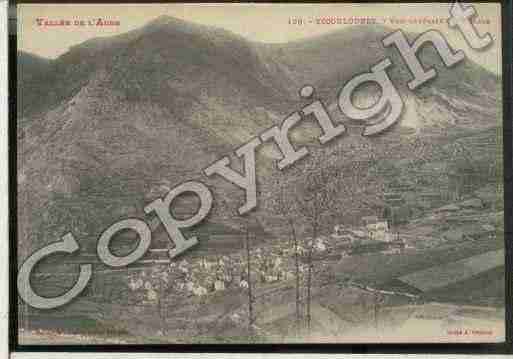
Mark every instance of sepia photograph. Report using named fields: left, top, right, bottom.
left=13, top=2, right=507, bottom=348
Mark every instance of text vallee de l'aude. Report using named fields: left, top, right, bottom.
left=17, top=2, right=494, bottom=309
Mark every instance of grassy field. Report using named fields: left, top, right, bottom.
left=329, top=236, right=503, bottom=288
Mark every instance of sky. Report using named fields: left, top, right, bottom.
left=18, top=3, right=502, bottom=74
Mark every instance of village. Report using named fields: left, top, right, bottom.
left=126, top=214, right=408, bottom=304
left=121, top=177, right=500, bottom=310
left=19, top=129, right=502, bottom=341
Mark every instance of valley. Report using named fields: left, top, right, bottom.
left=17, top=15, right=504, bottom=343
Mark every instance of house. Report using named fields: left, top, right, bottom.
left=331, top=232, right=354, bottom=243
left=332, top=225, right=357, bottom=243
left=367, top=221, right=389, bottom=232
left=214, top=280, right=225, bottom=291
left=367, top=221, right=392, bottom=242
left=313, top=238, right=327, bottom=252
left=333, top=224, right=344, bottom=236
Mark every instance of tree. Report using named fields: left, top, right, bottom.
left=269, top=179, right=302, bottom=336
left=264, top=145, right=388, bottom=334
left=295, top=164, right=341, bottom=333
left=244, top=222, right=255, bottom=333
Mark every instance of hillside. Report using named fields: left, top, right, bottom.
left=17, top=16, right=502, bottom=258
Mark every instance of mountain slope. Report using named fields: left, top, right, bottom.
left=260, top=25, right=500, bottom=131
left=17, top=17, right=502, bottom=256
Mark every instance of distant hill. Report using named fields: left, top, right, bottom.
left=18, top=51, right=51, bottom=80
left=17, top=51, right=52, bottom=120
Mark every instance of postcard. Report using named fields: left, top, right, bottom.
left=16, top=2, right=504, bottom=344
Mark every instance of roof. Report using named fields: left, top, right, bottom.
left=361, top=215, right=378, bottom=224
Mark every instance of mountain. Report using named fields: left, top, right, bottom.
left=17, top=15, right=297, bottom=256
left=18, top=51, right=51, bottom=80
left=17, top=51, right=52, bottom=119
left=259, top=24, right=500, bottom=131
left=17, top=16, right=502, bottom=257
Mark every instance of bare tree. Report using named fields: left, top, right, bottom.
left=158, top=279, right=166, bottom=336
left=244, top=223, right=255, bottom=333
left=289, top=218, right=301, bottom=336
left=295, top=164, right=341, bottom=333
left=268, top=179, right=302, bottom=336
left=264, top=147, right=387, bottom=334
